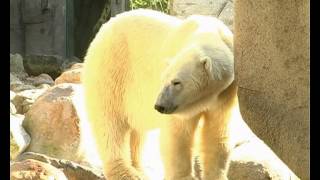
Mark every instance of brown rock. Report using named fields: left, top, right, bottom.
left=23, top=84, right=81, bottom=162
left=16, top=152, right=105, bottom=180
left=69, top=63, right=83, bottom=70
left=54, top=68, right=82, bottom=85
left=10, top=159, right=67, bottom=180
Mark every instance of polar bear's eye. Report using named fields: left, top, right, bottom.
left=172, top=80, right=181, bottom=86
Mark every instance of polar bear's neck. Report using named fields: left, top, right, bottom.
left=201, top=81, right=256, bottom=145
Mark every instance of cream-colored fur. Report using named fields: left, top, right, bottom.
left=82, top=9, right=240, bottom=180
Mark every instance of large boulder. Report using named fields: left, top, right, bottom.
left=10, top=159, right=68, bottom=180
left=23, top=55, right=82, bottom=79
left=23, top=54, right=64, bottom=79
left=23, top=83, right=102, bottom=168
left=10, top=114, right=31, bottom=160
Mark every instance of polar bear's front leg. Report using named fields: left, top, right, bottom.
left=199, top=116, right=231, bottom=180
left=101, top=124, right=145, bottom=180
left=160, top=116, right=200, bottom=180
left=200, top=141, right=230, bottom=180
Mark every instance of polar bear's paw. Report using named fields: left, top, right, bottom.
left=105, top=162, right=148, bottom=180
left=165, top=175, right=199, bottom=180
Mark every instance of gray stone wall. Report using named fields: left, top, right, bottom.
left=10, top=0, right=24, bottom=55
left=169, top=0, right=233, bottom=31
left=10, top=0, right=67, bottom=57
left=10, top=0, right=115, bottom=59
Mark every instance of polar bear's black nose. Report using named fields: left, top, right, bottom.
left=155, top=104, right=165, bottom=113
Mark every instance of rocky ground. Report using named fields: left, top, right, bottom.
left=10, top=53, right=299, bottom=180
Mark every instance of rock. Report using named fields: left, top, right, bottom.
left=23, top=54, right=64, bottom=79
left=11, top=84, right=36, bottom=93
left=10, top=91, right=16, bottom=100
left=10, top=73, right=35, bottom=92
left=10, top=114, right=30, bottom=160
left=61, top=57, right=83, bottom=70
left=10, top=159, right=68, bottom=180
left=10, top=73, right=23, bottom=90
left=16, top=152, right=105, bottom=180
left=26, top=73, right=55, bottom=86
left=69, top=62, right=84, bottom=70
left=38, top=84, right=52, bottom=89
left=10, top=53, right=25, bottom=73
left=228, top=138, right=300, bottom=180
left=10, top=102, right=17, bottom=114
left=12, top=88, right=48, bottom=114
left=23, top=83, right=102, bottom=167
left=55, top=63, right=83, bottom=84
left=23, top=84, right=80, bottom=161
left=10, top=91, right=17, bottom=114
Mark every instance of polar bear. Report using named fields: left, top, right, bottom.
left=82, top=9, right=239, bottom=180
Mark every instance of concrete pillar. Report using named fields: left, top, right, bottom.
left=234, top=1, right=309, bottom=179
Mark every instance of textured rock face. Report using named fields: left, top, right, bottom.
left=22, top=83, right=102, bottom=167
left=234, top=0, right=309, bottom=179
left=23, top=84, right=82, bottom=162
left=10, top=114, right=31, bottom=160
left=228, top=138, right=299, bottom=180
left=170, top=0, right=234, bottom=31
left=16, top=152, right=105, bottom=180
left=10, top=159, right=68, bottom=180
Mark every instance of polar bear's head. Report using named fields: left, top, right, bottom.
left=155, top=43, right=234, bottom=115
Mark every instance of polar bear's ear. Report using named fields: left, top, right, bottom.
left=200, top=56, right=223, bottom=80
left=200, top=56, right=212, bottom=73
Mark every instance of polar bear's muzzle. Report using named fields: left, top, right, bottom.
left=155, top=85, right=179, bottom=114
left=154, top=103, right=178, bottom=114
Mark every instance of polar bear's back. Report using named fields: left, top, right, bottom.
left=83, top=9, right=181, bottom=130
